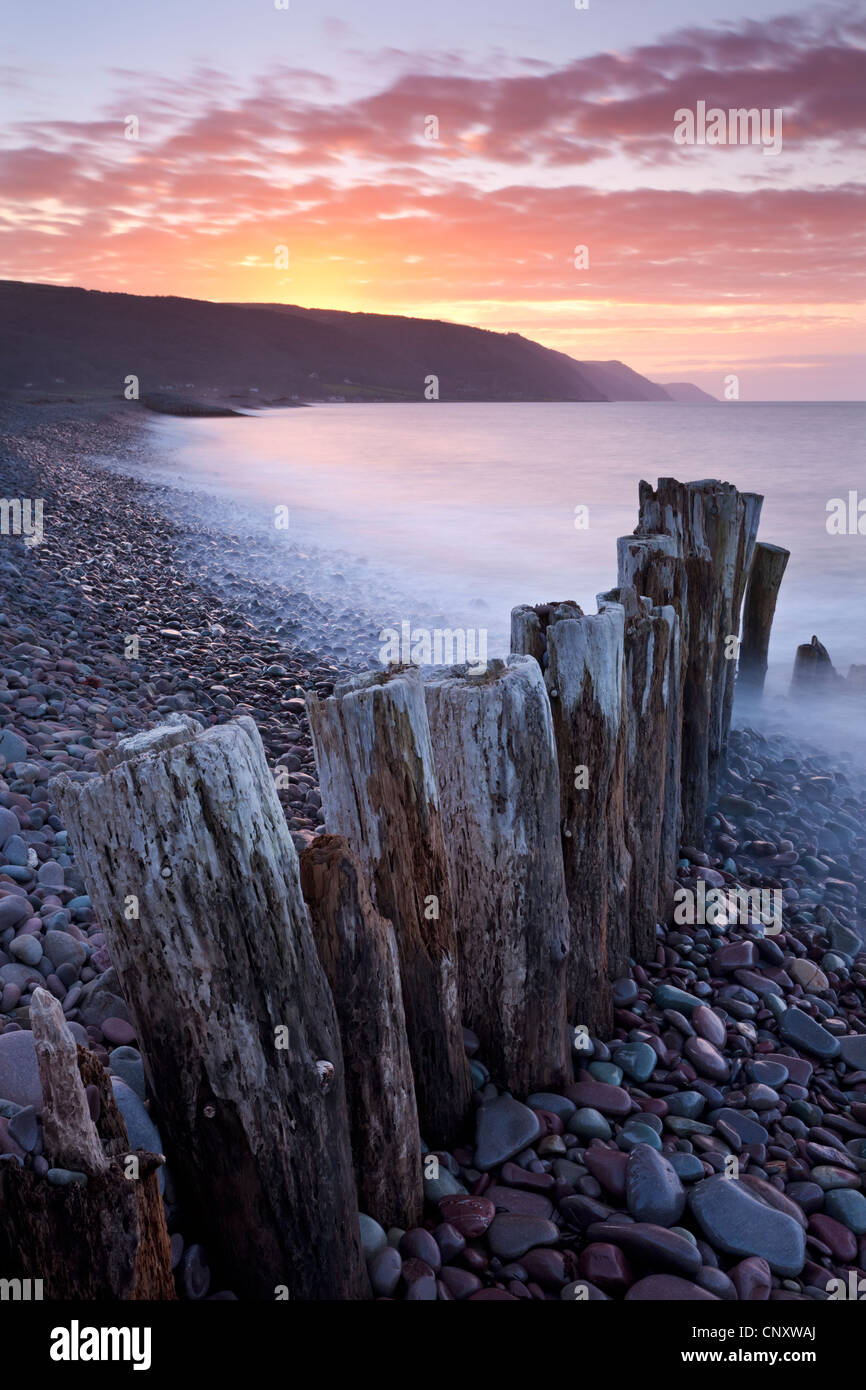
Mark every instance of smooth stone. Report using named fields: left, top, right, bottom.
left=9, top=934, right=42, bottom=966
left=654, top=984, right=703, bottom=1014
left=475, top=1094, right=541, bottom=1170
left=789, top=959, right=829, bottom=992
left=620, top=1123, right=662, bottom=1151
left=714, top=1108, right=769, bottom=1146
left=46, top=1167, right=87, bottom=1186
left=108, top=1046, right=146, bottom=1100
left=487, top=1213, right=558, bottom=1261
left=839, top=1034, right=866, bottom=1070
left=102, top=1016, right=136, bottom=1047
left=587, top=1061, right=623, bottom=1086
left=692, top=1005, right=726, bottom=1049
left=7, top=1103, right=37, bottom=1152
left=566, top=1081, right=631, bottom=1118
left=42, top=930, right=87, bottom=971
left=423, top=1166, right=466, bottom=1202
left=684, top=1036, right=729, bottom=1082
left=688, top=1176, right=806, bottom=1276
left=808, top=1214, right=857, bottom=1263
left=746, top=1059, right=789, bottom=1088
left=438, top=1195, right=495, bottom=1239
left=0, top=896, right=30, bottom=930
left=399, top=1227, right=441, bottom=1271
left=668, top=1152, right=706, bottom=1183
left=568, top=1107, right=611, bottom=1141
left=359, top=1213, right=388, bottom=1259
left=585, top=1220, right=701, bottom=1278
left=578, top=1242, right=632, bottom=1293
left=0, top=807, right=21, bottom=846
left=612, top=978, right=639, bottom=1007
left=811, top=1165, right=861, bottom=1191
left=616, top=1042, right=657, bottom=1084
left=526, top=1092, right=575, bottom=1121
left=665, top=1091, right=706, bottom=1120
left=439, top=1265, right=482, bottom=1300
left=626, top=1143, right=685, bottom=1227
left=0, top=1029, right=42, bottom=1110
left=779, top=1007, right=840, bottom=1059
left=109, top=1077, right=165, bottom=1193
left=486, top=1184, right=553, bottom=1220
left=583, top=1147, right=628, bottom=1198
left=0, top=731, right=27, bottom=764
left=626, top=1274, right=719, bottom=1300
left=729, top=1256, right=772, bottom=1301
left=823, top=1189, right=866, bottom=1235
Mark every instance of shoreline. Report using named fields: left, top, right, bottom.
left=0, top=400, right=865, bottom=1302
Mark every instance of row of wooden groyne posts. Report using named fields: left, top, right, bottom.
left=0, top=477, right=792, bottom=1301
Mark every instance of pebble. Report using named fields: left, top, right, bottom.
left=626, top=1144, right=686, bottom=1227
left=689, top=1176, right=806, bottom=1276
left=474, top=1094, right=541, bottom=1170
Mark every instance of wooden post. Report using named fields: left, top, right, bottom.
left=738, top=542, right=790, bottom=699
left=422, top=656, right=571, bottom=1094
left=598, top=586, right=674, bottom=961
left=511, top=601, right=625, bottom=1034
left=308, top=669, right=472, bottom=1148
left=0, top=989, right=175, bottom=1300
left=616, top=535, right=684, bottom=920
left=791, top=635, right=841, bottom=695
left=634, top=479, right=762, bottom=844
left=299, top=835, right=424, bottom=1229
left=53, top=715, right=368, bottom=1302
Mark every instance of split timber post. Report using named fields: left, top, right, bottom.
left=738, top=542, right=790, bottom=699
left=511, top=601, right=626, bottom=1035
left=307, top=668, right=472, bottom=1148
left=53, top=715, right=368, bottom=1302
left=422, top=656, right=571, bottom=1095
left=633, top=479, right=762, bottom=845
left=299, top=834, right=424, bottom=1229
left=0, top=989, right=175, bottom=1299
left=598, top=585, right=676, bottom=962
left=616, top=534, right=685, bottom=921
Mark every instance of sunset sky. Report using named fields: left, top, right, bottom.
left=1, top=0, right=864, bottom=398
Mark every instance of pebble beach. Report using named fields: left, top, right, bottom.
left=1, top=399, right=865, bottom=1301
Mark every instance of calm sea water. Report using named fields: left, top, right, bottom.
left=145, top=401, right=866, bottom=683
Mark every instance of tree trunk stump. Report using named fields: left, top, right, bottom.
left=634, top=479, right=762, bottom=844
left=616, top=534, right=685, bottom=921
left=738, top=541, right=789, bottom=699
left=511, top=601, right=625, bottom=1034
left=308, top=669, right=472, bottom=1148
left=299, top=835, right=424, bottom=1229
left=0, top=990, right=175, bottom=1300
left=599, top=587, right=675, bottom=961
left=422, top=656, right=571, bottom=1094
left=53, top=714, right=368, bottom=1302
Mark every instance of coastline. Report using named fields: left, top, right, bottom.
left=0, top=400, right=865, bottom=1302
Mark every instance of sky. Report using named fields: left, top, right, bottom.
left=1, top=0, right=864, bottom=399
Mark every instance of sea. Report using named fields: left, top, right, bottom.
left=140, top=400, right=865, bottom=688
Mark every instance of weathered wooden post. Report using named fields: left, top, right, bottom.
left=738, top=541, right=789, bottom=699
left=633, top=479, right=762, bottom=844
left=308, top=669, right=472, bottom=1148
left=511, top=601, right=626, bottom=1034
left=299, top=835, right=424, bottom=1229
left=422, top=657, right=571, bottom=1094
left=616, top=535, right=684, bottom=920
left=598, top=586, right=675, bottom=961
left=0, top=989, right=175, bottom=1299
left=53, top=715, right=368, bottom=1302
left=791, top=634, right=841, bottom=695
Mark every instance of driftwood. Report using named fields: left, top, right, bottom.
left=511, top=602, right=626, bottom=1033
left=616, top=535, right=685, bottom=919
left=299, top=835, right=424, bottom=1229
left=308, top=669, right=472, bottom=1147
left=0, top=990, right=174, bottom=1300
left=53, top=715, right=368, bottom=1302
left=599, top=586, right=675, bottom=960
left=738, top=542, right=789, bottom=699
left=423, top=657, right=571, bottom=1094
left=634, top=479, right=762, bottom=844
